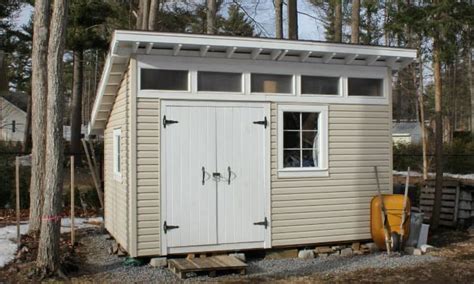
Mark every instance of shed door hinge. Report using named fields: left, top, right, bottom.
left=253, top=116, right=268, bottom=128
left=163, top=115, right=179, bottom=128
left=163, top=221, right=179, bottom=234
left=253, top=217, right=269, bottom=229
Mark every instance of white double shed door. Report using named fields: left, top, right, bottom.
left=161, top=101, right=271, bottom=254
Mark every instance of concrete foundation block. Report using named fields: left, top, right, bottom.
left=150, top=257, right=168, bottom=268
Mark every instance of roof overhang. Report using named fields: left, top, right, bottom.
left=88, top=30, right=417, bottom=134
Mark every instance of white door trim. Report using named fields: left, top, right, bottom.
left=160, top=100, right=271, bottom=255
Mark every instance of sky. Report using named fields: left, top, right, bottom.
left=13, top=1, right=326, bottom=40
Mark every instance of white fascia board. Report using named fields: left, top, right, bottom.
left=114, top=30, right=417, bottom=59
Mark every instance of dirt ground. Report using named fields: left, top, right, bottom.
left=0, top=227, right=473, bottom=283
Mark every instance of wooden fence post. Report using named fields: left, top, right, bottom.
left=15, top=156, right=20, bottom=245
left=71, top=155, right=75, bottom=245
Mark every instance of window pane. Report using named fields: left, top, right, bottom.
left=348, top=78, right=383, bottom=96
left=302, top=113, right=318, bottom=130
left=301, top=76, right=339, bottom=95
left=302, top=150, right=316, bottom=167
left=198, top=71, right=242, bottom=92
left=284, top=131, right=300, bottom=148
left=302, top=131, right=317, bottom=148
left=141, top=69, right=188, bottom=90
left=116, top=137, right=120, bottom=172
left=284, top=112, right=299, bottom=130
left=284, top=150, right=300, bottom=167
left=251, top=73, right=292, bottom=93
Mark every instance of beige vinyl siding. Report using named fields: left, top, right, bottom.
left=135, top=97, right=161, bottom=256
left=271, top=103, right=392, bottom=247
left=104, top=70, right=130, bottom=251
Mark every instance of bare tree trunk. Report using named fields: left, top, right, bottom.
left=432, top=37, right=443, bottom=229
left=148, top=0, right=159, bottom=31
left=351, top=0, right=360, bottom=43
left=414, top=47, right=429, bottom=180
left=334, top=0, right=342, bottom=42
left=36, top=0, right=68, bottom=274
left=470, top=43, right=473, bottom=132
left=275, top=0, right=283, bottom=39
left=70, top=50, right=83, bottom=162
left=23, top=95, right=32, bottom=153
left=136, top=0, right=144, bottom=29
left=206, top=0, right=217, bottom=34
left=29, top=0, right=50, bottom=235
left=141, top=0, right=150, bottom=30
left=287, top=0, right=298, bottom=40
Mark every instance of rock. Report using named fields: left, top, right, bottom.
left=352, top=242, right=361, bottom=251
left=317, top=253, right=328, bottom=258
left=314, top=246, right=334, bottom=254
left=330, top=250, right=341, bottom=256
left=364, top=243, right=379, bottom=253
left=298, top=249, right=315, bottom=259
left=150, top=257, right=167, bottom=268
left=420, top=244, right=435, bottom=254
left=265, top=249, right=298, bottom=259
left=340, top=248, right=353, bottom=257
left=229, top=253, right=246, bottom=262
left=468, top=226, right=474, bottom=237
left=413, top=248, right=423, bottom=256
left=404, top=246, right=415, bottom=255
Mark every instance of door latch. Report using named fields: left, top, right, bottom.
left=253, top=217, right=269, bottom=229
left=163, top=115, right=179, bottom=128
left=212, top=172, right=221, bottom=178
left=163, top=221, right=179, bottom=234
left=253, top=117, right=268, bottom=128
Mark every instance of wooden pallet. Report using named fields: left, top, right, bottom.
left=420, top=180, right=460, bottom=226
left=168, top=255, right=247, bottom=279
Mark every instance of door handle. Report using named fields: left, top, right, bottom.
left=227, top=166, right=231, bottom=185
left=202, top=166, right=205, bottom=185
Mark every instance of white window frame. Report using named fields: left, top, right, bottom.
left=113, top=128, right=122, bottom=181
left=196, top=70, right=244, bottom=94
left=139, top=67, right=191, bottom=92
left=250, top=73, right=295, bottom=96
left=277, top=105, right=329, bottom=178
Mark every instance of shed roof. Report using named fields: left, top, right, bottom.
left=89, top=30, right=417, bottom=134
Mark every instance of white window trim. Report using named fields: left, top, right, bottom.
left=277, top=104, right=329, bottom=178
left=299, top=75, right=342, bottom=97
left=139, top=67, right=191, bottom=92
left=249, top=73, right=295, bottom=96
left=196, top=70, right=245, bottom=95
left=113, top=128, right=122, bottom=182
left=135, top=55, right=390, bottom=105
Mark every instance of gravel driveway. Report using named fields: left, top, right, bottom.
left=70, top=228, right=442, bottom=283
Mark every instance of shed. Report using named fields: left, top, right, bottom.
left=88, top=30, right=417, bottom=257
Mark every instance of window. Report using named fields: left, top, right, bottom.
left=251, top=73, right=293, bottom=94
left=198, top=71, right=242, bottom=92
left=278, top=105, right=328, bottom=177
left=348, top=78, right=383, bottom=97
left=113, top=128, right=121, bottom=180
left=301, top=76, right=339, bottom=95
left=141, top=69, right=188, bottom=90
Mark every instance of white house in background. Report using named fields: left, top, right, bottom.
left=0, top=96, right=26, bottom=143
left=88, top=31, right=417, bottom=257
left=392, top=121, right=423, bottom=144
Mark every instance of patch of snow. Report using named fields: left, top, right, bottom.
left=393, top=170, right=474, bottom=181
left=0, top=224, right=29, bottom=268
left=0, top=217, right=103, bottom=268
